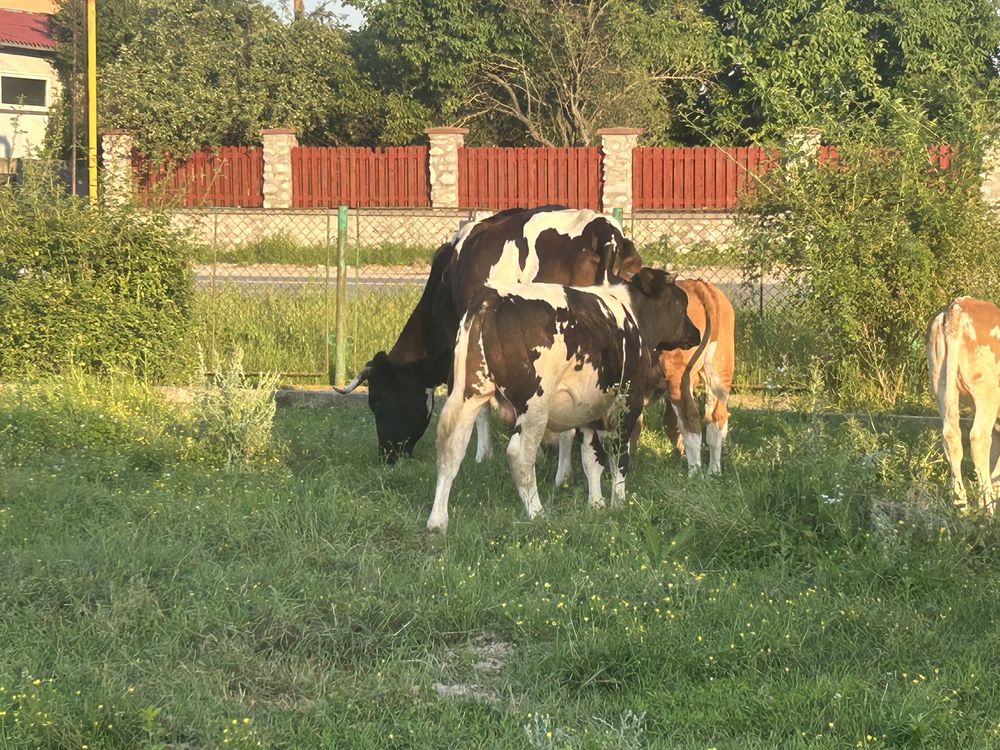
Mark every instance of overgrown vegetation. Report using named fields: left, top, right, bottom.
left=0, top=164, right=194, bottom=381
left=2, top=374, right=999, bottom=747
left=194, top=348, right=280, bottom=471
left=737, top=112, right=1000, bottom=408
left=188, top=285, right=421, bottom=379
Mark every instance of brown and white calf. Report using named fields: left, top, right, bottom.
left=649, top=280, right=735, bottom=475
left=426, top=269, right=700, bottom=533
left=927, top=297, right=1000, bottom=512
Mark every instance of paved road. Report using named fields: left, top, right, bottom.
left=193, top=263, right=798, bottom=309
left=194, top=264, right=427, bottom=290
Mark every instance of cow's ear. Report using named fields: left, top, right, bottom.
left=636, top=267, right=673, bottom=298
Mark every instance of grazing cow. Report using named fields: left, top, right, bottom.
left=335, top=206, right=643, bottom=462
left=427, top=268, right=701, bottom=533
left=652, top=280, right=735, bottom=475
left=927, top=297, right=1000, bottom=512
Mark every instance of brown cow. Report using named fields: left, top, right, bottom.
left=927, top=297, right=1000, bottom=512
left=653, top=279, right=735, bottom=475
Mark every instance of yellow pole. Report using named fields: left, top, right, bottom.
left=87, top=0, right=97, bottom=202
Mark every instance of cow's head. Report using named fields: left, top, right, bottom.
left=614, top=235, right=643, bottom=280
left=631, top=268, right=701, bottom=351
left=335, top=351, right=434, bottom=463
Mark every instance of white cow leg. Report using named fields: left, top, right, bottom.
left=428, top=394, right=490, bottom=533
left=554, top=429, right=575, bottom=487
left=506, top=414, right=547, bottom=520
left=970, top=402, right=999, bottom=514
left=474, top=404, right=493, bottom=463
left=682, top=429, right=703, bottom=476
left=991, top=425, right=1000, bottom=483
left=706, top=421, right=724, bottom=476
left=941, top=404, right=967, bottom=506
left=579, top=427, right=606, bottom=509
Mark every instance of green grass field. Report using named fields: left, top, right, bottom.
left=187, top=286, right=423, bottom=380
left=187, top=285, right=806, bottom=395
left=2, top=375, right=999, bottom=748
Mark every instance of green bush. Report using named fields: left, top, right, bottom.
left=194, top=348, right=280, bottom=471
left=738, top=120, right=1000, bottom=407
left=0, top=165, right=194, bottom=380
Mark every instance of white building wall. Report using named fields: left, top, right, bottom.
left=0, top=50, right=59, bottom=160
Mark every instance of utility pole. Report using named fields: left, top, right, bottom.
left=86, top=0, right=97, bottom=202
left=293, top=0, right=304, bottom=20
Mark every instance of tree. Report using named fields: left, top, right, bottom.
left=50, top=0, right=380, bottom=156
left=353, top=0, right=718, bottom=145
left=472, top=0, right=717, bottom=146
left=350, top=0, right=500, bottom=143
left=681, top=0, right=1000, bottom=144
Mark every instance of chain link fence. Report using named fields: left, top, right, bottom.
left=185, top=206, right=803, bottom=389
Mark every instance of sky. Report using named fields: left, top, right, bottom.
left=262, top=0, right=365, bottom=29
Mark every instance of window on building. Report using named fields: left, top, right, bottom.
left=1, top=76, right=47, bottom=107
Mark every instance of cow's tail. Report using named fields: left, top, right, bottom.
left=932, top=302, right=963, bottom=432
left=680, top=283, right=713, bottom=405
left=926, top=305, right=948, bottom=415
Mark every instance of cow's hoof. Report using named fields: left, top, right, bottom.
left=426, top=519, right=448, bottom=535
left=588, top=498, right=606, bottom=510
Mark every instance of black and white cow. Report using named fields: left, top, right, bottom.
left=426, top=268, right=701, bottom=533
left=335, top=206, right=643, bottom=462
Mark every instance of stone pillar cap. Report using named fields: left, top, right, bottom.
left=596, top=127, right=643, bottom=136
left=424, top=127, right=469, bottom=136
left=260, top=128, right=297, bottom=135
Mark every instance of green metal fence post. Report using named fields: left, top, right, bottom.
left=612, top=207, right=624, bottom=226
left=334, top=205, right=349, bottom=386
left=324, top=210, right=331, bottom=382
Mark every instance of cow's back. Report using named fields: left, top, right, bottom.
left=448, top=208, right=637, bottom=314
left=927, top=297, right=1000, bottom=405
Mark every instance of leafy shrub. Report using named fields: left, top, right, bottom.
left=193, top=348, right=280, bottom=471
left=0, top=164, right=194, bottom=380
left=738, top=119, right=1000, bottom=406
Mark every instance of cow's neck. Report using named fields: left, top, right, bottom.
left=386, top=242, right=457, bottom=387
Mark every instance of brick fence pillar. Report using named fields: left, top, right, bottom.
left=101, top=129, right=135, bottom=205
left=260, top=128, right=298, bottom=209
left=597, top=127, right=642, bottom=214
left=425, top=127, right=467, bottom=208
left=983, top=145, right=1000, bottom=207
left=785, top=127, right=823, bottom=173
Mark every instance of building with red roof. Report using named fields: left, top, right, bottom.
left=1, top=3, right=59, bottom=164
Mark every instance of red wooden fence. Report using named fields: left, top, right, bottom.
left=457, top=147, right=602, bottom=210
left=818, top=144, right=953, bottom=170
left=136, top=147, right=263, bottom=208
left=632, top=146, right=779, bottom=210
left=291, top=146, right=429, bottom=208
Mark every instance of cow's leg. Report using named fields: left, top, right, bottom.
left=606, top=395, right=644, bottom=505
left=668, top=376, right=702, bottom=474
left=991, top=423, right=1000, bottom=482
left=594, top=428, right=627, bottom=506
left=506, top=409, right=548, bottom=520
left=703, top=361, right=730, bottom=476
left=969, top=399, right=1000, bottom=514
left=474, top=404, right=493, bottom=463
left=579, top=426, right=606, bottom=509
left=662, top=401, right=682, bottom=456
left=428, top=393, right=492, bottom=533
left=939, top=398, right=967, bottom=507
left=554, top=429, right=575, bottom=487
